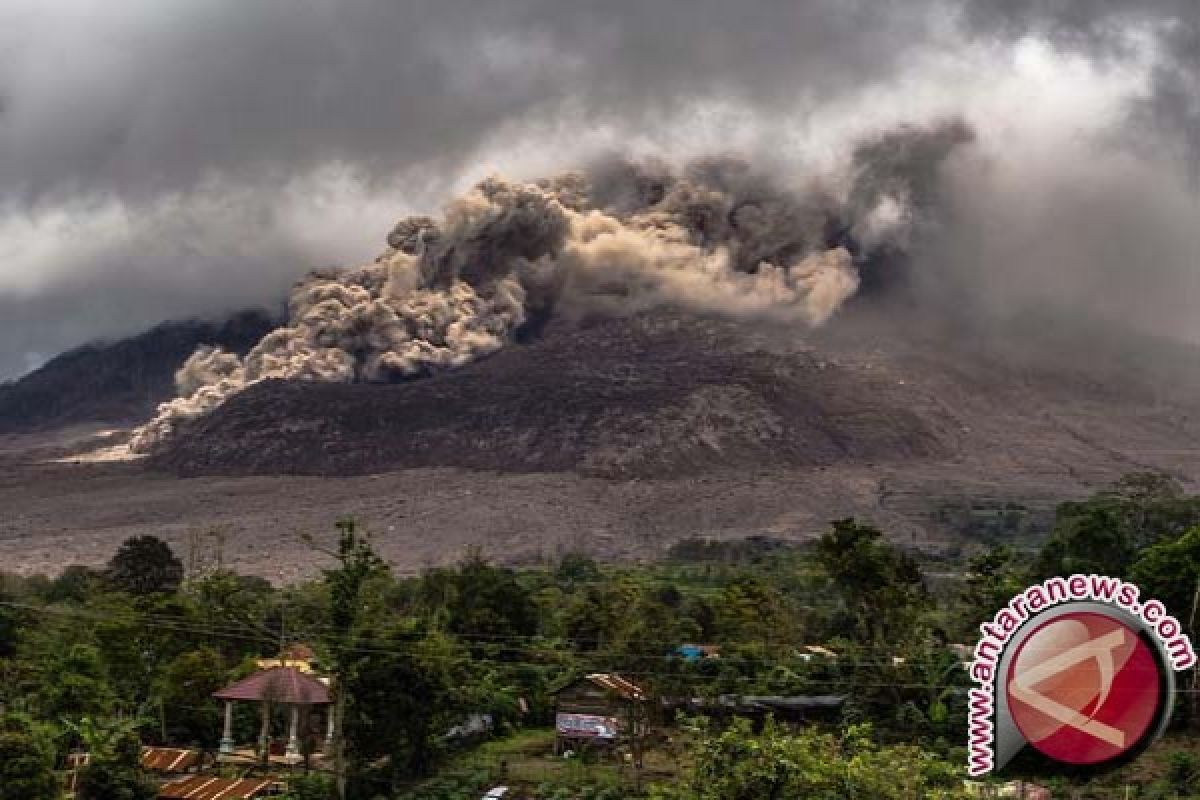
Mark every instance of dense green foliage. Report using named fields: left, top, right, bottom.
left=70, top=716, right=156, bottom=800
left=104, top=535, right=185, bottom=596
left=0, top=473, right=1196, bottom=798
left=649, top=719, right=968, bottom=800
left=0, top=713, right=59, bottom=800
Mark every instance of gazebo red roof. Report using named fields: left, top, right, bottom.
left=213, top=666, right=330, bottom=705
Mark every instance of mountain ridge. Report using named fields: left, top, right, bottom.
left=0, top=309, right=276, bottom=433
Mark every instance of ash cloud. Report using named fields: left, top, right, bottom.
left=0, top=0, right=1198, bottom=383
left=958, top=0, right=1200, bottom=178
left=131, top=140, right=965, bottom=451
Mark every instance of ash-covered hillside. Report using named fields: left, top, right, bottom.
left=149, top=312, right=948, bottom=478
left=148, top=307, right=1200, bottom=486
left=0, top=310, right=275, bottom=433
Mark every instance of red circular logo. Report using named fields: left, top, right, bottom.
left=1005, top=611, right=1161, bottom=765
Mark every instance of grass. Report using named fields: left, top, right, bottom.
left=408, top=726, right=683, bottom=797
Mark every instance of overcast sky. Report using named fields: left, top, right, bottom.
left=0, top=0, right=1197, bottom=380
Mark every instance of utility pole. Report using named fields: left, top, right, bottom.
left=186, top=529, right=200, bottom=582
left=279, top=603, right=287, bottom=665
left=213, top=526, right=226, bottom=573
left=626, top=695, right=645, bottom=792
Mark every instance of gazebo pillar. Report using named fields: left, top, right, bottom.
left=219, top=700, right=235, bottom=754
left=285, top=705, right=301, bottom=763
left=325, top=706, right=335, bottom=751
left=259, top=700, right=271, bottom=756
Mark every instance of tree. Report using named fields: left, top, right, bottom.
left=1034, top=505, right=1133, bottom=579
left=0, top=590, right=19, bottom=660
left=814, top=518, right=927, bottom=645
left=46, top=565, right=104, bottom=604
left=1164, top=751, right=1199, bottom=797
left=183, top=570, right=277, bottom=662
left=39, top=643, right=115, bottom=722
left=561, top=586, right=621, bottom=652
left=439, top=551, right=539, bottom=641
left=714, top=574, right=788, bottom=646
left=155, top=648, right=226, bottom=748
left=1106, top=472, right=1200, bottom=549
left=648, top=717, right=969, bottom=799
left=106, top=536, right=184, bottom=596
left=1034, top=473, right=1200, bottom=580
left=0, top=713, right=59, bottom=800
left=76, top=591, right=205, bottom=712
left=342, top=628, right=461, bottom=796
left=555, top=552, right=602, bottom=584
left=1131, top=526, right=1200, bottom=731
left=70, top=716, right=156, bottom=800
left=613, top=582, right=701, bottom=673
left=316, top=518, right=387, bottom=800
left=1130, top=526, right=1200, bottom=623
left=961, top=545, right=1025, bottom=632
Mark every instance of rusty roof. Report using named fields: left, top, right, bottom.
left=66, top=747, right=202, bottom=774
left=213, top=666, right=330, bottom=705
left=142, top=747, right=201, bottom=772
left=584, top=673, right=645, bottom=701
left=157, top=776, right=277, bottom=800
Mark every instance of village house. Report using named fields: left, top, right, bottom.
left=552, top=673, right=647, bottom=760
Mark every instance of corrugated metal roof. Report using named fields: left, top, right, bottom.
left=213, top=666, right=331, bottom=704
left=65, top=747, right=201, bottom=774
left=802, top=645, right=837, bottom=658
left=142, top=747, right=201, bottom=772
left=157, top=776, right=276, bottom=800
left=584, top=673, right=645, bottom=701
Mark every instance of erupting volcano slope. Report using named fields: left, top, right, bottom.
left=149, top=308, right=1200, bottom=490
left=151, top=313, right=948, bottom=478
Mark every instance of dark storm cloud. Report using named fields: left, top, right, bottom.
left=0, top=0, right=952, bottom=380
left=0, top=0, right=938, bottom=205
left=0, top=0, right=1197, bottom=380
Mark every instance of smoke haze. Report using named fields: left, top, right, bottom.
left=0, top=0, right=1197, bottom=381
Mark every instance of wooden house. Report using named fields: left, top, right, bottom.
left=552, top=673, right=646, bottom=757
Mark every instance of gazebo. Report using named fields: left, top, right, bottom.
left=214, top=666, right=332, bottom=762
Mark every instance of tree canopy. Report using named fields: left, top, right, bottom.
left=105, top=535, right=184, bottom=596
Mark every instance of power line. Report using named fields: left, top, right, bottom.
left=0, top=599, right=973, bottom=668
left=4, top=601, right=1196, bottom=694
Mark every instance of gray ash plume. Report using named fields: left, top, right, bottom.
left=130, top=121, right=969, bottom=452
